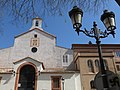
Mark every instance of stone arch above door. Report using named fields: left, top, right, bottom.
left=13, top=57, right=44, bottom=90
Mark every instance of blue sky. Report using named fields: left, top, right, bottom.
left=0, top=0, right=120, bottom=49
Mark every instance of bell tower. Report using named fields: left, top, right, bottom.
left=30, top=17, right=43, bottom=30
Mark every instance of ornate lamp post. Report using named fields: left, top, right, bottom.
left=69, top=6, right=116, bottom=89
left=115, top=0, right=120, bottom=6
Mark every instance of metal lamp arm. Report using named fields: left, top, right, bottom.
left=76, top=21, right=115, bottom=39
left=79, top=28, right=111, bottom=39
left=100, top=30, right=115, bottom=38
left=99, top=30, right=109, bottom=38
left=79, top=29, right=95, bottom=38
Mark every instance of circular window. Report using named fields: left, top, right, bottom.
left=31, top=47, right=37, bottom=53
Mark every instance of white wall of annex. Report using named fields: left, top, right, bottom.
left=0, top=74, right=15, bottom=90
left=0, top=73, right=82, bottom=90
left=37, top=73, right=82, bottom=90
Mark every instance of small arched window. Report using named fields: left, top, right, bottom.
left=90, top=80, right=95, bottom=89
left=115, top=51, right=120, bottom=57
left=63, top=54, right=69, bottom=66
left=63, top=55, right=68, bottom=63
left=87, top=60, right=94, bottom=73
left=0, top=77, right=2, bottom=84
left=95, top=59, right=100, bottom=72
left=103, top=59, right=109, bottom=70
left=35, top=21, right=39, bottom=26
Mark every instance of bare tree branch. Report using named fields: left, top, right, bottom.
left=0, top=0, right=111, bottom=23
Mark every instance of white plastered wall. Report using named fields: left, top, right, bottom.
left=37, top=73, right=82, bottom=90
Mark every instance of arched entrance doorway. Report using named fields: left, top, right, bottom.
left=18, top=65, right=35, bottom=90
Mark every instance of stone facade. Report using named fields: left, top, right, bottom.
left=1, top=17, right=120, bottom=90
left=0, top=17, right=82, bottom=90
left=72, top=44, right=120, bottom=90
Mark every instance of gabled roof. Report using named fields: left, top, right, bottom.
left=15, top=28, right=56, bottom=38
left=13, top=57, right=45, bottom=69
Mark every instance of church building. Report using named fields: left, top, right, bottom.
left=0, top=17, right=82, bottom=90
left=1, top=17, right=120, bottom=90
left=72, top=44, right=120, bottom=90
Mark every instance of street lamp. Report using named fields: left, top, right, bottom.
left=69, top=6, right=116, bottom=89
left=115, top=0, right=120, bottom=6
left=69, top=6, right=83, bottom=35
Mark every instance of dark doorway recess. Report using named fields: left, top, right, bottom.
left=18, top=65, right=35, bottom=90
